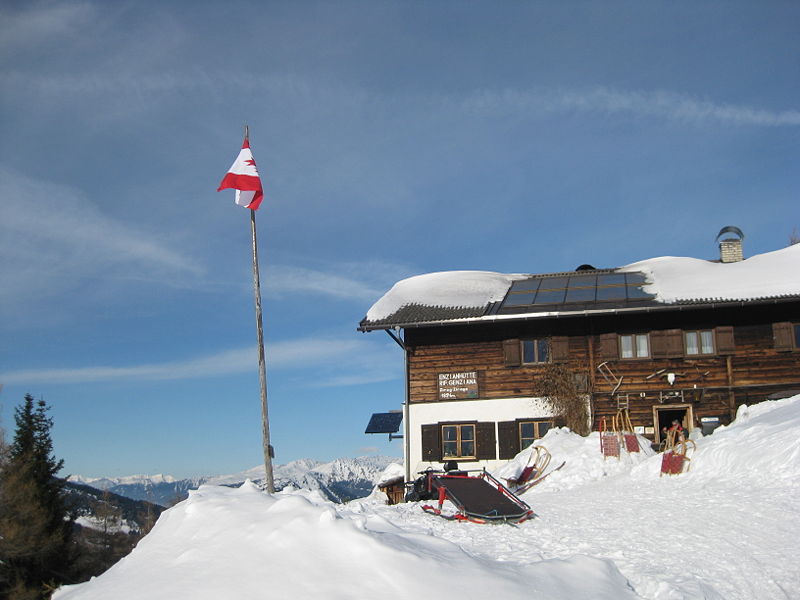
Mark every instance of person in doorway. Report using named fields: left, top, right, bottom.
left=664, top=419, right=685, bottom=442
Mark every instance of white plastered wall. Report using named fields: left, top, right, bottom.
left=408, top=396, right=556, bottom=475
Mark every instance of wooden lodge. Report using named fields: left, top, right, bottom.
left=360, top=231, right=800, bottom=481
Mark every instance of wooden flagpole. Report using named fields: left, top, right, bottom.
left=246, top=124, right=275, bottom=493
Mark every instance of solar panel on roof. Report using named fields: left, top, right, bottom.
left=496, top=269, right=654, bottom=311
left=565, top=287, right=597, bottom=302
left=597, top=273, right=626, bottom=286
left=503, top=292, right=536, bottom=306
left=509, top=279, right=541, bottom=292
left=567, top=275, right=596, bottom=288
left=538, top=276, right=569, bottom=290
left=626, top=286, right=653, bottom=299
left=596, top=286, right=627, bottom=300
left=533, top=289, right=566, bottom=304
left=624, top=273, right=648, bottom=285
left=365, top=412, right=403, bottom=434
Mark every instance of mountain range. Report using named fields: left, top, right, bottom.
left=69, top=456, right=401, bottom=506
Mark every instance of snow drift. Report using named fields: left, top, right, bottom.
left=54, top=482, right=637, bottom=600
left=55, top=396, right=800, bottom=600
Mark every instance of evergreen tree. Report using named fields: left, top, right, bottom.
left=0, top=395, right=73, bottom=599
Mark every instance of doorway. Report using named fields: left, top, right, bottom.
left=653, top=404, right=693, bottom=445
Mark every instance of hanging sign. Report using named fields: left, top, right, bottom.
left=438, top=371, right=479, bottom=400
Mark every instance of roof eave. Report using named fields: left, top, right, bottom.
left=358, top=295, right=800, bottom=332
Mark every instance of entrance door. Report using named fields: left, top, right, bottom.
left=653, top=404, right=693, bottom=445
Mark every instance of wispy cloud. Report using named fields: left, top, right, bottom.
left=0, top=3, right=95, bottom=53
left=265, top=261, right=409, bottom=302
left=460, top=87, right=800, bottom=127
left=4, top=50, right=799, bottom=129
left=0, top=337, right=398, bottom=386
left=267, top=265, right=383, bottom=301
left=0, top=167, right=203, bottom=311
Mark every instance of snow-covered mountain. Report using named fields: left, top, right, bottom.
left=70, top=456, right=400, bottom=506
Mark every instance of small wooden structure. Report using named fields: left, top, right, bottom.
left=378, top=476, right=405, bottom=505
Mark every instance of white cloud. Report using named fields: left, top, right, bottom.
left=266, top=262, right=410, bottom=302
left=460, top=86, right=800, bottom=127
left=6, top=58, right=799, bottom=129
left=0, top=168, right=203, bottom=310
left=267, top=265, right=382, bottom=301
left=0, top=337, right=399, bottom=386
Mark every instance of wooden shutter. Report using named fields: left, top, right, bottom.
left=550, top=336, right=569, bottom=361
left=421, top=424, right=441, bottom=462
left=773, top=322, right=794, bottom=352
left=476, top=422, right=497, bottom=460
left=503, top=339, right=522, bottom=367
left=715, top=326, right=735, bottom=355
left=497, top=421, right=519, bottom=460
left=598, top=333, right=618, bottom=359
left=652, top=329, right=683, bottom=358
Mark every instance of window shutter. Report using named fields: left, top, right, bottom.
left=497, top=421, right=518, bottom=460
left=650, top=330, right=665, bottom=358
left=421, top=424, right=441, bottom=462
left=773, top=322, right=794, bottom=352
left=598, top=333, right=618, bottom=359
left=652, top=329, right=683, bottom=358
left=715, top=326, right=735, bottom=355
left=476, top=422, right=497, bottom=460
left=667, top=329, right=684, bottom=357
left=503, top=339, right=522, bottom=367
left=550, top=336, right=569, bottom=361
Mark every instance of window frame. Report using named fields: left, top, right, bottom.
left=684, top=329, right=715, bottom=356
left=618, top=333, right=650, bottom=359
left=441, top=423, right=477, bottom=459
left=521, top=338, right=550, bottom=364
left=518, top=419, right=554, bottom=450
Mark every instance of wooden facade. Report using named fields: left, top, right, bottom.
left=403, top=300, right=800, bottom=450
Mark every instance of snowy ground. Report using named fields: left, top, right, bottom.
left=55, top=396, right=800, bottom=600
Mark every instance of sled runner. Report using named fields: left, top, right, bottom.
left=514, top=460, right=566, bottom=494
left=599, top=416, right=621, bottom=459
left=617, top=409, right=641, bottom=453
left=660, top=436, right=696, bottom=476
left=506, top=445, right=551, bottom=488
left=414, top=469, right=535, bottom=524
left=504, top=445, right=565, bottom=494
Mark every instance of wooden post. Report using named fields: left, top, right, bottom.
left=250, top=206, right=275, bottom=493
left=244, top=124, right=274, bottom=494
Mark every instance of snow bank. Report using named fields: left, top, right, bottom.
left=55, top=479, right=638, bottom=600
left=56, top=396, right=800, bottom=600
left=496, top=427, right=655, bottom=491
left=366, top=270, right=522, bottom=322
left=622, top=243, right=800, bottom=303
left=685, top=396, right=800, bottom=484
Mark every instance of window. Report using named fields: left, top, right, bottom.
left=441, top=424, right=475, bottom=459
left=795, top=324, right=800, bottom=349
left=685, top=330, right=714, bottom=355
left=519, top=420, right=553, bottom=450
left=619, top=334, right=650, bottom=359
left=522, top=339, right=550, bottom=364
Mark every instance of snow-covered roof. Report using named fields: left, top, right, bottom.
left=622, top=243, right=800, bottom=303
left=359, top=244, right=800, bottom=330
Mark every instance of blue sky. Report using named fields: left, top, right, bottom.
left=1, top=1, right=798, bottom=478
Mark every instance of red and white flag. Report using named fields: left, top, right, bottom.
left=217, top=137, right=264, bottom=210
